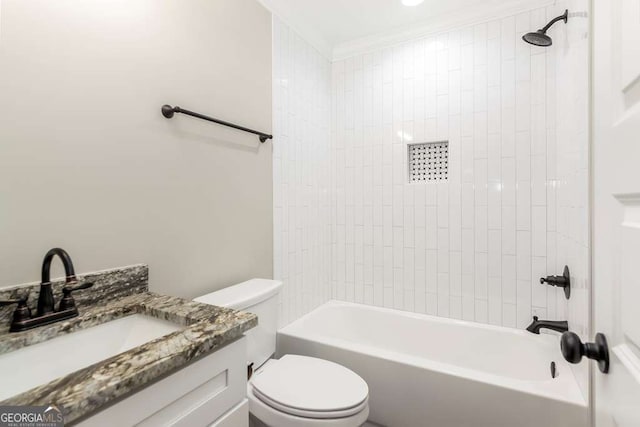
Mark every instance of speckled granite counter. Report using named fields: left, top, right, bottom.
left=0, top=265, right=257, bottom=424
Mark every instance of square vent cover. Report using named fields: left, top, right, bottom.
left=408, top=141, right=449, bottom=182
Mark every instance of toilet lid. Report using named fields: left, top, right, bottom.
left=250, top=355, right=369, bottom=415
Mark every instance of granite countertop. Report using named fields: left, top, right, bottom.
left=0, top=266, right=257, bottom=424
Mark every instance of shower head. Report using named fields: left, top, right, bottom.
left=522, top=9, right=568, bottom=47
left=522, top=30, right=552, bottom=47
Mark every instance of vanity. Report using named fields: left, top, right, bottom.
left=0, top=256, right=256, bottom=426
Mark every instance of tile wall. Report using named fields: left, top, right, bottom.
left=552, top=0, right=590, bottom=398
left=272, top=17, right=333, bottom=327
left=273, top=0, right=589, bottom=400
left=329, top=5, right=580, bottom=329
left=272, top=5, right=590, bottom=392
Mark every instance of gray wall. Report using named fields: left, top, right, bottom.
left=0, top=0, right=273, bottom=298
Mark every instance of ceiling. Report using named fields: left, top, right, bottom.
left=259, top=0, right=547, bottom=58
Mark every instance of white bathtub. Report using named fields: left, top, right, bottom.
left=277, top=301, right=587, bottom=427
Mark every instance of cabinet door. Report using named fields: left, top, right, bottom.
left=209, top=399, right=249, bottom=427
left=77, top=337, right=247, bottom=427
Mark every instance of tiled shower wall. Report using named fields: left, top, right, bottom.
left=273, top=17, right=333, bottom=327
left=330, top=6, right=579, bottom=329
left=272, top=4, right=589, bottom=342
left=553, top=0, right=590, bottom=397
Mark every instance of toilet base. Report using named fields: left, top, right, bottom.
left=249, top=413, right=268, bottom=427
left=250, top=412, right=369, bottom=427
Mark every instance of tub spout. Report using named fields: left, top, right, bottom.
left=526, top=316, right=569, bottom=334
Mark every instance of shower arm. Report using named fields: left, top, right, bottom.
left=540, top=10, right=568, bottom=33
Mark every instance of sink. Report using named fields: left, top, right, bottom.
left=0, top=314, right=181, bottom=401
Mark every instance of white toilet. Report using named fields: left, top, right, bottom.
left=195, top=279, right=370, bottom=427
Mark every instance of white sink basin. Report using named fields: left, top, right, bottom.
left=0, top=314, right=181, bottom=401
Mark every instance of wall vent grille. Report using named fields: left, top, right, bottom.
left=408, top=141, right=449, bottom=182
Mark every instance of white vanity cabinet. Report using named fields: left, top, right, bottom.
left=76, top=337, right=248, bottom=427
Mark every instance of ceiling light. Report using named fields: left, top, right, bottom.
left=402, top=0, right=424, bottom=6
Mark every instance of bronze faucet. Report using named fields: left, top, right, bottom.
left=0, top=248, right=93, bottom=332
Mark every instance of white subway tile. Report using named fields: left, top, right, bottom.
left=516, top=181, right=531, bottom=231
left=475, top=206, right=488, bottom=252
left=320, top=4, right=585, bottom=336
left=531, top=256, right=547, bottom=308
left=488, top=230, right=502, bottom=277
left=532, top=207, right=547, bottom=256
left=462, top=295, right=475, bottom=320
left=475, top=299, right=488, bottom=323
left=502, top=206, right=517, bottom=255
left=426, top=250, right=438, bottom=293
left=475, top=252, right=488, bottom=299
left=502, top=303, right=517, bottom=327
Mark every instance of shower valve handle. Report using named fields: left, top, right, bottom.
left=540, top=265, right=571, bottom=299
left=539, top=276, right=567, bottom=286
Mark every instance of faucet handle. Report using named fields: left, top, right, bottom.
left=539, top=265, right=571, bottom=300
left=0, top=292, right=29, bottom=307
left=0, top=293, right=32, bottom=324
left=59, top=282, right=94, bottom=311
left=62, top=281, right=94, bottom=295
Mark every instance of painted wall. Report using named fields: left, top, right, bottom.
left=272, top=17, right=332, bottom=326
left=329, top=5, right=582, bottom=329
left=0, top=0, right=273, bottom=297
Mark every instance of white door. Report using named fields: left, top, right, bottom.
left=593, top=0, right=640, bottom=426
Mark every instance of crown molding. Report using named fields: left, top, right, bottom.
left=332, top=0, right=555, bottom=61
left=256, top=0, right=333, bottom=61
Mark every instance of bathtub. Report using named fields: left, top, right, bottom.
left=277, top=300, right=587, bottom=427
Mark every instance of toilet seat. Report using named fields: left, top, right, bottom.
left=252, top=387, right=368, bottom=419
left=248, top=355, right=369, bottom=427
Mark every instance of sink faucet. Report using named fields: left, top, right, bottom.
left=526, top=316, right=569, bottom=334
left=1, top=248, right=93, bottom=332
left=38, top=248, right=78, bottom=315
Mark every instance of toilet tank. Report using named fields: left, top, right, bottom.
left=194, top=279, right=283, bottom=370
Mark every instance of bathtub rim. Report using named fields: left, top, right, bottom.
left=277, top=300, right=587, bottom=409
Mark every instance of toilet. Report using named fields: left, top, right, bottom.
left=195, top=279, right=370, bottom=427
